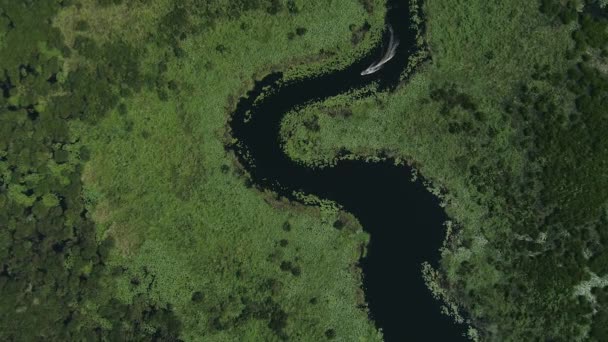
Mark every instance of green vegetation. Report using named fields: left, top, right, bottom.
left=1, top=0, right=386, bottom=340
left=2, top=0, right=607, bottom=340
left=0, top=2, right=181, bottom=340
left=281, top=0, right=608, bottom=340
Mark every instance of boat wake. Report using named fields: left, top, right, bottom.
left=360, top=26, right=400, bottom=76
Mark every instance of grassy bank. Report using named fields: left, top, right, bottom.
left=1, top=0, right=386, bottom=340
left=280, top=0, right=608, bottom=340
left=3, top=0, right=606, bottom=340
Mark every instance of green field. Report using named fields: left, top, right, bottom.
left=1, top=0, right=385, bottom=340
left=1, top=0, right=608, bottom=341
left=282, top=0, right=608, bottom=340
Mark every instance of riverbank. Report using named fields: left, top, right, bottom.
left=279, top=0, right=608, bottom=340
left=32, top=0, right=387, bottom=340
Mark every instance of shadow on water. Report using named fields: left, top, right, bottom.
left=229, top=1, right=468, bottom=340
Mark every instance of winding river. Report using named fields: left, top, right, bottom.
left=229, top=1, right=467, bottom=340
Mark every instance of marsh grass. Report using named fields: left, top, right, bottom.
left=63, top=0, right=387, bottom=340
left=279, top=0, right=607, bottom=340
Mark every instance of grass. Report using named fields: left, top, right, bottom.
left=61, top=0, right=386, bottom=340
left=3, top=0, right=606, bottom=340
left=279, top=0, right=608, bottom=340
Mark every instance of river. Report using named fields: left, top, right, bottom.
left=229, top=0, right=468, bottom=340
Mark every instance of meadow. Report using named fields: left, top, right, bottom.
left=2, top=0, right=607, bottom=340
left=2, top=0, right=386, bottom=340
left=281, top=0, right=608, bottom=340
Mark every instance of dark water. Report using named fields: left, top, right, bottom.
left=229, top=1, right=467, bottom=341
